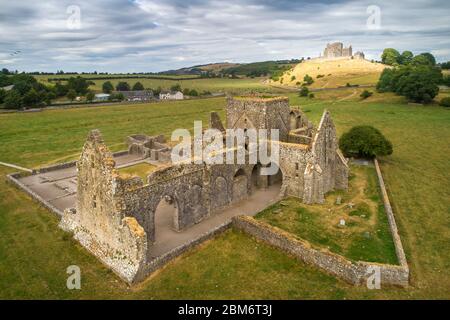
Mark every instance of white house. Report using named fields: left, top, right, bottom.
left=94, top=93, right=110, bottom=102
left=159, top=91, right=184, bottom=100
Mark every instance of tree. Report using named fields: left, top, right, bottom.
left=13, top=81, right=33, bottom=96
left=67, top=89, right=77, bottom=102
left=381, top=48, right=400, bottom=65
left=399, top=51, right=413, bottom=65
left=67, top=76, right=92, bottom=95
left=102, top=81, right=114, bottom=94
left=303, top=74, right=314, bottom=86
left=23, top=88, right=40, bottom=107
left=170, top=84, right=182, bottom=92
left=182, top=88, right=190, bottom=96
left=86, top=91, right=95, bottom=102
left=116, top=81, right=130, bottom=91
left=299, top=86, right=309, bottom=97
left=114, top=93, right=125, bottom=101
left=0, top=88, right=6, bottom=104
left=132, top=82, right=144, bottom=91
left=412, top=53, right=436, bottom=66
left=339, top=126, right=393, bottom=159
left=3, top=90, right=23, bottom=109
left=44, top=91, right=56, bottom=105
left=418, top=52, right=436, bottom=66
left=0, top=74, right=12, bottom=87
left=376, top=65, right=441, bottom=103
left=360, top=90, right=373, bottom=99
left=440, top=97, right=450, bottom=108
left=441, top=61, right=450, bottom=69
left=395, top=66, right=441, bottom=103
left=189, top=89, right=198, bottom=96
left=54, top=82, right=68, bottom=96
left=153, top=86, right=162, bottom=96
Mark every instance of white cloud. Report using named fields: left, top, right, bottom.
left=0, top=0, right=449, bottom=72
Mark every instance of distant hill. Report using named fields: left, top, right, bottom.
left=274, top=58, right=388, bottom=89
left=160, top=62, right=240, bottom=75
left=160, top=59, right=300, bottom=77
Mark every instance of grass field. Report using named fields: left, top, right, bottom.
left=274, top=58, right=387, bottom=89
left=256, top=165, right=398, bottom=264
left=118, top=163, right=159, bottom=181
left=36, top=75, right=271, bottom=95
left=0, top=89, right=449, bottom=299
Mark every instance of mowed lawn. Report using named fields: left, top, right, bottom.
left=0, top=93, right=449, bottom=299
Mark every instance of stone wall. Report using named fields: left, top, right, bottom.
left=374, top=159, right=408, bottom=268
left=59, top=130, right=148, bottom=283
left=233, top=216, right=409, bottom=287
left=226, top=96, right=290, bottom=142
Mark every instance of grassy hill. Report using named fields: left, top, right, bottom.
left=274, top=58, right=388, bottom=89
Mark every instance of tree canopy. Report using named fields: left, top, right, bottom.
left=102, top=81, right=114, bottom=94
left=339, top=126, right=393, bottom=159
left=377, top=64, right=442, bottom=103
left=132, top=82, right=144, bottom=91
left=116, top=81, right=131, bottom=91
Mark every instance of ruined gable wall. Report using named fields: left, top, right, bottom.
left=304, top=111, right=348, bottom=203
left=59, top=130, right=147, bottom=283
left=277, top=142, right=314, bottom=199
left=226, top=97, right=290, bottom=142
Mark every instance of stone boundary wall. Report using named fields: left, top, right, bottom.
left=7, top=172, right=64, bottom=216
left=232, top=216, right=409, bottom=287
left=134, top=221, right=232, bottom=283
left=373, top=158, right=409, bottom=268
left=6, top=150, right=130, bottom=217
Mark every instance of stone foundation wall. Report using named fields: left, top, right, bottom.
left=232, top=216, right=409, bottom=287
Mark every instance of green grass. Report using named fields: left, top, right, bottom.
left=37, top=75, right=271, bottom=95
left=118, top=163, right=158, bottom=181
left=0, top=98, right=226, bottom=167
left=255, top=166, right=398, bottom=264
left=0, top=89, right=449, bottom=299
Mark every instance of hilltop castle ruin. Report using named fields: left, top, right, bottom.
left=322, top=42, right=365, bottom=60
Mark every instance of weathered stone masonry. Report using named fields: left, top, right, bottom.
left=57, top=95, right=350, bottom=283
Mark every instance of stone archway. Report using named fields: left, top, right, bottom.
left=251, top=163, right=267, bottom=191
left=154, top=195, right=179, bottom=242
left=267, top=162, right=283, bottom=187
left=290, top=111, right=298, bottom=130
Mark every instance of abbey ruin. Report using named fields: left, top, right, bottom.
left=12, top=96, right=349, bottom=283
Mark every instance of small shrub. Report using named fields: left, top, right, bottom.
left=360, top=90, right=373, bottom=99
left=317, top=74, right=325, bottom=79
left=303, top=74, right=314, bottom=86
left=309, top=93, right=315, bottom=99
left=439, top=97, right=450, bottom=107
left=339, top=126, right=393, bottom=159
left=299, top=86, right=309, bottom=97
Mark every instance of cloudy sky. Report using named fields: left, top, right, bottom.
left=0, top=0, right=449, bottom=73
